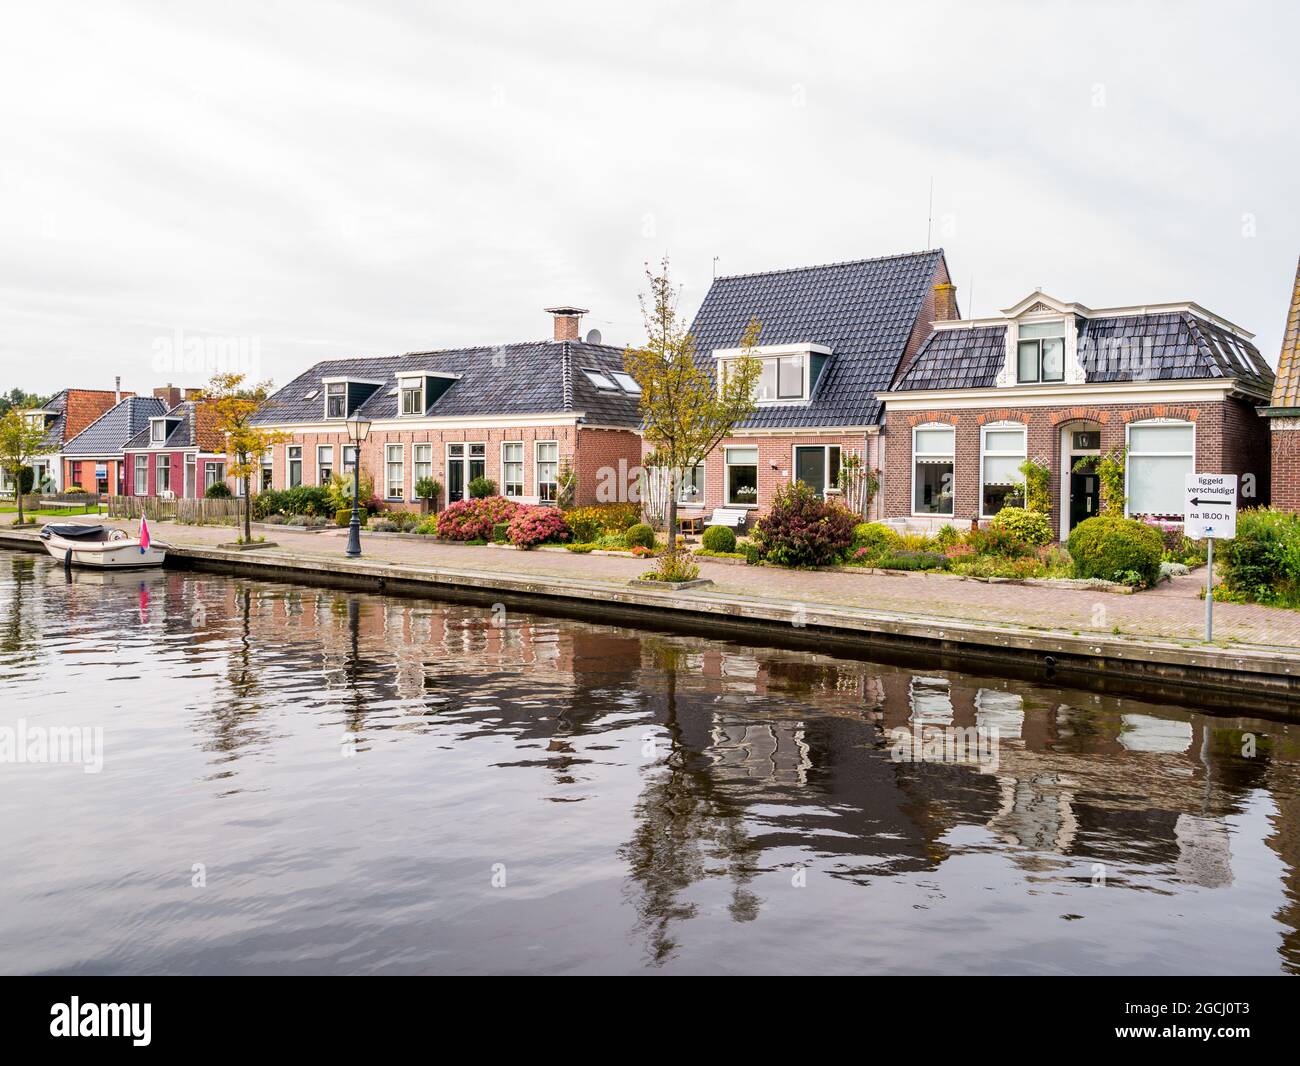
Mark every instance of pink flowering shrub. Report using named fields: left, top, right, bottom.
left=436, top=496, right=522, bottom=540
left=507, top=506, right=572, bottom=548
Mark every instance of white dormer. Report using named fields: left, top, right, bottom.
left=993, top=292, right=1086, bottom=388
left=714, top=343, right=832, bottom=405
left=148, top=414, right=181, bottom=446
left=395, top=371, right=461, bottom=416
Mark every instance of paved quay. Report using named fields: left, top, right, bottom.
left=5, top=513, right=1299, bottom=710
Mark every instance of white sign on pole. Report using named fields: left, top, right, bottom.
left=1184, top=473, right=1237, bottom=540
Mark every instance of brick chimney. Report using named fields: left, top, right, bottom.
left=183, top=387, right=204, bottom=401
left=153, top=384, right=182, bottom=408
left=932, top=283, right=959, bottom=324
left=545, top=306, right=588, bottom=342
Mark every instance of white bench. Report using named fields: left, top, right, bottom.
left=706, top=507, right=749, bottom=531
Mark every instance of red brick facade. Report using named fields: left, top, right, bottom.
left=882, top=397, right=1270, bottom=534
left=639, top=431, right=881, bottom=518
left=267, top=424, right=641, bottom=509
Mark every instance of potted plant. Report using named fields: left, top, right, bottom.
left=415, top=477, right=441, bottom=515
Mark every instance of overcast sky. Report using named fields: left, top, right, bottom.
left=2, top=1, right=1297, bottom=396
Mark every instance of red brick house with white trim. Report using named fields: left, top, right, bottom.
left=881, top=290, right=1275, bottom=539
left=652, top=249, right=957, bottom=521
left=251, top=309, right=643, bottom=510
left=122, top=386, right=228, bottom=499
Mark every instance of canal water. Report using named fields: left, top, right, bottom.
left=1, top=550, right=1297, bottom=975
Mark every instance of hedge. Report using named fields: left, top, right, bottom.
left=1067, top=515, right=1163, bottom=587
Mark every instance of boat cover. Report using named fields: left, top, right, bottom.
left=42, top=524, right=108, bottom=540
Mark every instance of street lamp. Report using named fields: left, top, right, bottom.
left=344, top=414, right=371, bottom=558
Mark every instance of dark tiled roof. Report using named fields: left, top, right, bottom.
left=63, top=396, right=166, bottom=455
left=252, top=341, right=641, bottom=427
left=124, top=401, right=198, bottom=451
left=892, top=326, right=1007, bottom=390
left=892, top=310, right=1274, bottom=393
left=687, top=249, right=945, bottom=428
left=1078, top=312, right=1272, bottom=388
left=36, top=390, right=68, bottom=451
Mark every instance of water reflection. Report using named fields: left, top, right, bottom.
left=1, top=551, right=1297, bottom=975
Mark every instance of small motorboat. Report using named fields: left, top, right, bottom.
left=40, top=522, right=166, bottom=569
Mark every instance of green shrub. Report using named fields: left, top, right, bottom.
left=701, top=524, right=737, bottom=553
left=989, top=506, right=1053, bottom=546
left=204, top=482, right=232, bottom=499
left=967, top=523, right=1034, bottom=559
left=566, top=503, right=640, bottom=541
left=467, top=476, right=496, bottom=499
left=1220, top=508, right=1300, bottom=607
left=335, top=507, right=354, bottom=527
left=878, top=550, right=950, bottom=571
left=1067, top=515, right=1163, bottom=588
left=624, top=522, right=655, bottom=549
left=750, top=482, right=856, bottom=568
left=491, top=521, right=511, bottom=544
left=852, top=522, right=900, bottom=555
left=935, top=524, right=960, bottom=548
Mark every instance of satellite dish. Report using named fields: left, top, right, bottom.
left=585, top=328, right=602, bottom=345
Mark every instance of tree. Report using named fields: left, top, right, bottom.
left=624, top=258, right=761, bottom=573
left=0, top=408, right=49, bottom=525
left=204, top=372, right=287, bottom=543
left=0, top=389, right=49, bottom=417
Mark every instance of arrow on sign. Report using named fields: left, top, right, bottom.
left=1190, top=496, right=1233, bottom=506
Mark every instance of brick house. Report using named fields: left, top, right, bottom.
left=122, top=386, right=228, bottom=499
left=250, top=308, right=642, bottom=509
left=3, top=386, right=127, bottom=494
left=654, top=249, right=956, bottom=520
left=881, top=289, right=1275, bottom=539
left=61, top=394, right=166, bottom=495
left=1262, top=256, right=1300, bottom=512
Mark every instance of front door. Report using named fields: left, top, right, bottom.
left=1069, top=471, right=1099, bottom=529
left=446, top=443, right=487, bottom=502
left=794, top=446, right=826, bottom=496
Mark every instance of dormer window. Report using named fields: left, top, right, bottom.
left=150, top=419, right=167, bottom=443
left=400, top=379, right=423, bottom=415
left=325, top=382, right=347, bottom=418
left=1017, top=321, right=1066, bottom=383
left=716, top=343, right=830, bottom=405
left=610, top=371, right=641, bottom=394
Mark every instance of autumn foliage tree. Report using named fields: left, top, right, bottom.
left=624, top=258, right=761, bottom=572
left=205, top=372, right=287, bottom=543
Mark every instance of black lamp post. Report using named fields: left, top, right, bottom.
left=344, top=414, right=371, bottom=558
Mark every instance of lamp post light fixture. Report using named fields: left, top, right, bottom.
left=344, top=414, right=372, bottom=558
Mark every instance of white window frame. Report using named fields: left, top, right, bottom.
left=979, top=422, right=1027, bottom=519
left=535, top=441, right=558, bottom=503
left=317, top=444, right=334, bottom=485
left=724, top=446, right=760, bottom=507
left=134, top=454, right=148, bottom=495
left=413, top=443, right=432, bottom=488
left=150, top=419, right=167, bottom=444
left=502, top=441, right=525, bottom=498
left=324, top=382, right=347, bottom=419
left=911, top=423, right=955, bottom=517
left=398, top=376, right=424, bottom=416
left=155, top=453, right=171, bottom=494
left=1125, top=419, right=1195, bottom=520
left=676, top=463, right=705, bottom=506
left=1015, top=320, right=1067, bottom=384
left=204, top=460, right=225, bottom=492
left=287, top=445, right=302, bottom=488
left=791, top=444, right=841, bottom=498
left=385, top=443, right=405, bottom=500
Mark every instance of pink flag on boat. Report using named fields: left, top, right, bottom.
left=139, top=515, right=151, bottom=553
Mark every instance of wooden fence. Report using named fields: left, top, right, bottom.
left=106, top=495, right=244, bottom=525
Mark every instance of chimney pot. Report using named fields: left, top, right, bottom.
left=114, top=376, right=121, bottom=403
left=545, top=305, right=588, bottom=342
